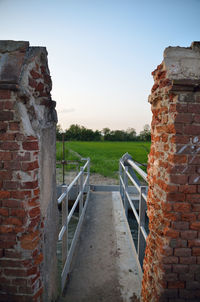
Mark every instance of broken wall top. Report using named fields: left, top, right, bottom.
left=163, top=41, right=200, bottom=81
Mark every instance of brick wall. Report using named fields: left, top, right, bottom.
left=0, top=41, right=58, bottom=302
left=141, top=42, right=200, bottom=301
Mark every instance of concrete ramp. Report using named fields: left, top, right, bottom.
left=59, top=191, right=141, bottom=302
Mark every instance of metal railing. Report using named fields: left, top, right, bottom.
left=119, top=153, right=148, bottom=275
left=57, top=158, right=90, bottom=292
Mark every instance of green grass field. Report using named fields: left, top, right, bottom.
left=56, top=141, right=151, bottom=178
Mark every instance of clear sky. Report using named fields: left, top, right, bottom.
left=1, top=0, right=200, bottom=134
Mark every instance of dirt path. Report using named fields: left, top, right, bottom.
left=56, top=168, right=119, bottom=186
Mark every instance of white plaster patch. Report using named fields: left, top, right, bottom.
left=17, top=102, right=35, bottom=136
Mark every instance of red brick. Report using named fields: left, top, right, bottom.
left=12, top=278, right=27, bottom=286
left=34, top=253, right=43, bottom=265
left=186, top=280, right=200, bottom=289
left=0, top=190, right=10, bottom=198
left=4, top=268, right=27, bottom=277
left=169, top=238, right=187, bottom=248
left=188, top=239, right=200, bottom=247
left=2, top=199, right=22, bottom=208
left=0, top=133, right=15, bottom=141
left=185, top=125, right=200, bottom=135
left=164, top=228, right=180, bottom=238
left=192, top=247, right=200, bottom=256
left=0, top=241, right=16, bottom=248
left=30, top=69, right=41, bottom=79
left=9, top=122, right=20, bottom=131
left=36, top=82, right=44, bottom=92
left=179, top=185, right=196, bottom=193
left=174, top=248, right=191, bottom=257
left=194, top=114, right=200, bottom=123
left=173, top=264, right=189, bottom=273
left=0, top=90, right=11, bottom=99
left=10, top=190, right=31, bottom=199
left=182, top=213, right=197, bottom=222
left=161, top=288, right=179, bottom=299
left=4, top=161, right=21, bottom=170
left=168, top=281, right=185, bottom=289
left=28, top=77, right=37, bottom=88
left=3, top=217, right=23, bottom=226
left=0, top=142, right=19, bottom=150
left=163, top=256, right=179, bottom=264
left=170, top=175, right=188, bottom=185
left=167, top=192, right=185, bottom=202
left=0, top=208, right=9, bottom=216
left=3, top=181, right=19, bottom=189
left=191, top=222, right=200, bottom=231
left=27, top=266, right=38, bottom=276
left=0, top=171, right=11, bottom=180
left=0, top=151, right=12, bottom=161
left=0, top=121, right=7, bottom=131
left=22, top=141, right=38, bottom=151
left=20, top=232, right=40, bottom=250
left=188, top=103, right=200, bottom=113
left=165, top=273, right=178, bottom=281
left=180, top=257, right=197, bottom=264
left=12, top=151, right=30, bottom=161
left=0, top=111, right=13, bottom=121
left=0, top=259, right=24, bottom=268
left=186, top=193, right=200, bottom=203
left=18, top=286, right=33, bottom=294
left=0, top=225, right=14, bottom=233
left=4, top=250, right=21, bottom=258
left=179, top=289, right=196, bottom=299
left=21, top=180, right=38, bottom=189
left=173, top=203, right=191, bottom=213
left=170, top=135, right=190, bottom=144
left=170, top=165, right=195, bottom=175
left=176, top=113, right=193, bottom=123
left=21, top=161, right=39, bottom=171
left=172, top=221, right=189, bottom=230
left=10, top=208, right=26, bottom=218
left=33, top=287, right=43, bottom=300
left=4, top=100, right=14, bottom=110
left=181, top=230, right=198, bottom=240
left=0, top=277, right=11, bottom=284
left=29, top=207, right=40, bottom=218
left=192, top=204, right=200, bottom=211
left=28, top=196, right=39, bottom=207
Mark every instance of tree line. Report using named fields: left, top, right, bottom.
left=56, top=124, right=151, bottom=142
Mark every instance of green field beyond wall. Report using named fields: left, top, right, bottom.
left=56, top=141, right=151, bottom=178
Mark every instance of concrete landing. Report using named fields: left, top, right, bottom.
left=59, top=191, right=141, bottom=302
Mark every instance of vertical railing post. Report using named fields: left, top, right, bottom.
left=138, top=186, right=146, bottom=267
left=87, top=158, right=90, bottom=193
left=62, top=192, right=68, bottom=268
left=123, top=166, right=128, bottom=217
left=119, top=160, right=122, bottom=197
left=62, top=133, right=65, bottom=185
left=79, top=167, right=84, bottom=217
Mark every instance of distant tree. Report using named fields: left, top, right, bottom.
left=139, top=124, right=151, bottom=141
left=102, top=128, right=111, bottom=141
left=65, top=124, right=101, bottom=141
left=126, top=128, right=137, bottom=141
left=56, top=124, right=63, bottom=141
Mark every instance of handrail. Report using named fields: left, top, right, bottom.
left=57, top=157, right=90, bottom=291
left=119, top=153, right=148, bottom=273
